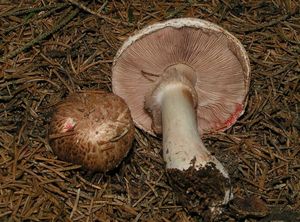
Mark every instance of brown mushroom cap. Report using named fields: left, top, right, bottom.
left=112, top=18, right=250, bottom=136
left=48, top=90, right=135, bottom=172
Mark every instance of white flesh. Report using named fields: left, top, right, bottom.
left=160, top=83, right=232, bottom=205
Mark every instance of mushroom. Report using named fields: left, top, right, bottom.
left=48, top=90, right=135, bottom=172
left=112, top=18, right=250, bottom=216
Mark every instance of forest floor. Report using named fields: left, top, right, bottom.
left=0, top=1, right=299, bottom=221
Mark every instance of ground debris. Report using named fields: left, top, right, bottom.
left=0, top=0, right=299, bottom=221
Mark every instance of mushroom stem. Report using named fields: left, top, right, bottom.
left=145, top=64, right=232, bottom=206
left=162, top=85, right=208, bottom=169
left=161, top=84, right=229, bottom=179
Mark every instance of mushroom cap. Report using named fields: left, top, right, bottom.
left=48, top=90, right=135, bottom=172
left=112, top=18, right=250, bottom=136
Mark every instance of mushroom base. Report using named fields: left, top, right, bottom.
left=166, top=162, right=231, bottom=221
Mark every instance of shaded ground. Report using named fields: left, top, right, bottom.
left=0, top=0, right=299, bottom=221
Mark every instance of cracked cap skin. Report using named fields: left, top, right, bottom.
left=48, top=90, right=135, bottom=172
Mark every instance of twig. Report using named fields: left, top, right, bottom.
left=70, top=188, right=81, bottom=219
left=67, top=0, right=133, bottom=26
left=234, top=10, right=299, bottom=33
left=0, top=7, right=79, bottom=62
left=3, top=3, right=69, bottom=35
left=0, top=3, right=69, bottom=17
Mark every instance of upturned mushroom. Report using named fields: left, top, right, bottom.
left=48, top=90, right=135, bottom=172
left=112, top=18, right=250, bottom=216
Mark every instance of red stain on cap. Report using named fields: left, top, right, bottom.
left=224, top=103, right=243, bottom=127
left=63, top=118, right=76, bottom=132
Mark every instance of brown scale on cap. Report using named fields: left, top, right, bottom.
left=48, top=90, right=135, bottom=172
